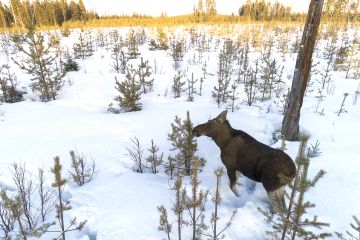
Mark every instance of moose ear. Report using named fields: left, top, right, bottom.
left=216, top=110, right=227, bottom=123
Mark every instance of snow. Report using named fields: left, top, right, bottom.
left=1, top=24, right=359, bottom=239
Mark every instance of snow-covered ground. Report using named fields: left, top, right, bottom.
left=0, top=24, right=359, bottom=239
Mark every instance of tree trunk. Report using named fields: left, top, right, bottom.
left=281, top=0, right=324, bottom=141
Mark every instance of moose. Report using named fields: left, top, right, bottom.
left=192, top=110, right=296, bottom=212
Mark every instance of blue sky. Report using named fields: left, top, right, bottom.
left=82, top=0, right=310, bottom=16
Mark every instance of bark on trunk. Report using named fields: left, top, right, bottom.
left=281, top=0, right=324, bottom=141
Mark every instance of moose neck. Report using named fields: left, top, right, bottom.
left=209, top=121, right=233, bottom=149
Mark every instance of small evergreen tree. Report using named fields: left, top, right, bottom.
left=0, top=190, right=27, bottom=239
left=187, top=73, right=197, bottom=102
left=213, top=40, right=235, bottom=107
left=229, top=81, right=239, bottom=112
left=164, top=155, right=176, bottom=180
left=126, top=29, right=140, bottom=59
left=63, top=49, right=79, bottom=72
left=183, top=157, right=208, bottom=239
left=157, top=205, right=172, bottom=240
left=203, top=168, right=237, bottom=240
left=110, top=67, right=142, bottom=113
left=243, top=60, right=259, bottom=106
left=170, top=38, right=185, bottom=69
left=51, top=156, right=86, bottom=240
left=167, top=111, right=205, bottom=176
left=12, top=24, right=65, bottom=102
left=135, top=57, right=154, bottom=94
left=69, top=150, right=97, bottom=186
left=110, top=42, right=127, bottom=74
left=172, top=71, right=186, bottom=98
left=146, top=139, right=163, bottom=174
left=259, top=136, right=331, bottom=240
left=172, top=173, right=186, bottom=240
left=0, top=64, right=23, bottom=103
left=73, top=29, right=94, bottom=59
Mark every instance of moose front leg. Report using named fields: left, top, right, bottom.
left=227, top=169, right=241, bottom=197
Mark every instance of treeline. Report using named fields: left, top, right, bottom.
left=238, top=0, right=294, bottom=21
left=0, top=0, right=98, bottom=28
left=1, top=0, right=359, bottom=30
left=238, top=0, right=360, bottom=23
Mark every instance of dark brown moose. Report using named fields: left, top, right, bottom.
left=192, top=110, right=296, bottom=212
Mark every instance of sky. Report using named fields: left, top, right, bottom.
left=81, top=0, right=311, bottom=17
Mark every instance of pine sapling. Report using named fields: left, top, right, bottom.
left=201, top=61, right=207, bottom=80
left=0, top=64, right=23, bottom=103
left=199, top=77, right=204, bottom=96
left=187, top=73, right=197, bottom=102
left=68, top=150, right=98, bottom=186
left=165, top=156, right=176, bottom=180
left=203, top=168, right=237, bottom=240
left=110, top=42, right=126, bottom=73
left=63, top=50, right=79, bottom=72
left=12, top=25, right=66, bottom=102
left=0, top=190, right=27, bottom=239
left=0, top=194, right=15, bottom=238
left=110, top=67, right=142, bottom=113
left=51, top=156, right=86, bottom=240
left=172, top=71, right=186, bottom=98
left=229, top=81, right=239, bottom=112
left=136, top=57, right=154, bottom=94
left=127, top=29, right=140, bottom=59
left=146, top=139, right=163, bottom=174
left=157, top=205, right=172, bottom=240
left=172, top=173, right=186, bottom=240
left=243, top=60, right=259, bottom=106
left=259, top=136, right=331, bottom=240
left=184, top=157, right=208, bottom=240
left=73, top=29, right=94, bottom=59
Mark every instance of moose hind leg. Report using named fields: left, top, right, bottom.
left=267, top=186, right=285, bottom=213
left=227, top=169, right=240, bottom=197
